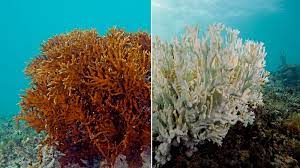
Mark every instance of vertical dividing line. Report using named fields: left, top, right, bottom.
left=150, top=0, right=153, bottom=166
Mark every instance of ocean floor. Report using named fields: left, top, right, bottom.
left=0, top=118, right=45, bottom=168
left=0, top=118, right=150, bottom=168
left=0, top=119, right=151, bottom=168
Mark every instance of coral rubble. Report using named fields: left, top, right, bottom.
left=153, top=24, right=268, bottom=166
left=16, top=28, right=151, bottom=167
left=0, top=119, right=45, bottom=167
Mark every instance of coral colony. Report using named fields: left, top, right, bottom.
left=16, top=28, right=151, bottom=167
left=153, top=24, right=268, bottom=166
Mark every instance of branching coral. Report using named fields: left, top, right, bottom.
left=16, top=28, right=151, bottom=167
left=153, top=24, right=268, bottom=166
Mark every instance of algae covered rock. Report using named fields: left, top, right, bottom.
left=270, top=64, right=300, bottom=91
left=0, top=119, right=45, bottom=168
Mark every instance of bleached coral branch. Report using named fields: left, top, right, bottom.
left=153, top=23, right=268, bottom=166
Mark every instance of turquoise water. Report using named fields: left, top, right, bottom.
left=0, top=0, right=150, bottom=118
left=152, top=0, right=300, bottom=71
left=0, top=0, right=298, bottom=124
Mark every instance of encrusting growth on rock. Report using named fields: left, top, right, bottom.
left=16, top=28, right=151, bottom=167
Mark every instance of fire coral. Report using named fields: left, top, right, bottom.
left=153, top=24, right=268, bottom=166
left=16, top=28, right=151, bottom=167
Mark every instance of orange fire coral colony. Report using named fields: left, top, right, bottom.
left=16, top=28, right=151, bottom=167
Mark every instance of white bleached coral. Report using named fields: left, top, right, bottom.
left=153, top=23, right=268, bottom=166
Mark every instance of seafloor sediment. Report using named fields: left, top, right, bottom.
left=0, top=119, right=45, bottom=167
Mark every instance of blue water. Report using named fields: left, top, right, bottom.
left=1, top=0, right=299, bottom=119
left=152, top=0, right=300, bottom=71
left=0, top=0, right=150, bottom=118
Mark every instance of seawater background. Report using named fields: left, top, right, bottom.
left=0, top=0, right=150, bottom=119
left=152, top=0, right=300, bottom=71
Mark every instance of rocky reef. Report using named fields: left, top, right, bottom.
left=0, top=119, right=45, bottom=167
left=269, top=64, right=300, bottom=92
left=0, top=119, right=151, bottom=168
left=15, top=28, right=151, bottom=167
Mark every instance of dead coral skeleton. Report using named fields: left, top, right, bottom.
left=153, top=24, right=268, bottom=166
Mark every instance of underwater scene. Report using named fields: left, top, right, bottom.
left=152, top=0, right=300, bottom=168
left=0, top=0, right=300, bottom=167
left=0, top=0, right=150, bottom=167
